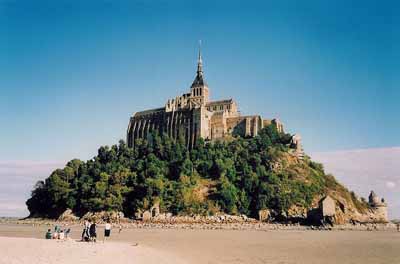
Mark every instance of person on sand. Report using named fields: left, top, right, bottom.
left=89, top=221, right=97, bottom=242
left=103, top=220, right=111, bottom=243
left=59, top=230, right=65, bottom=240
left=52, top=225, right=60, bottom=239
left=45, top=229, right=52, bottom=239
left=64, top=228, right=71, bottom=239
left=82, top=220, right=91, bottom=242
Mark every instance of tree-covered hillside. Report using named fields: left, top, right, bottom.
left=26, top=125, right=365, bottom=220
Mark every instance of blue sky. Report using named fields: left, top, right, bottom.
left=0, top=0, right=399, bottom=217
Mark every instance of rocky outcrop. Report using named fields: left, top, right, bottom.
left=286, top=205, right=308, bottom=220
left=303, top=191, right=389, bottom=225
left=57, top=209, right=79, bottom=222
left=258, top=209, right=271, bottom=222
left=81, top=211, right=126, bottom=223
left=255, top=190, right=388, bottom=226
left=136, top=213, right=257, bottom=224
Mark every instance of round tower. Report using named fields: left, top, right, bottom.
left=368, top=190, right=388, bottom=223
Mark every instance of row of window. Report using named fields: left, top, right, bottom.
left=193, top=88, right=203, bottom=96
left=207, top=104, right=231, bottom=111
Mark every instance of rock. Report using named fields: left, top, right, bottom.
left=287, top=205, right=307, bottom=219
left=81, top=212, right=94, bottom=221
left=142, top=211, right=151, bottom=221
left=80, top=211, right=126, bottom=223
left=258, top=209, right=271, bottom=222
left=58, top=209, right=79, bottom=222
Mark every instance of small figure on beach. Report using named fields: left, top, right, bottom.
left=45, top=229, right=52, bottom=239
left=89, top=221, right=97, bottom=242
left=81, top=220, right=90, bottom=242
left=396, top=223, right=399, bottom=232
left=103, top=220, right=111, bottom=243
left=64, top=228, right=71, bottom=239
left=119, top=224, right=122, bottom=234
left=59, top=230, right=65, bottom=240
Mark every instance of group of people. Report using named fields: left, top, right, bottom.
left=45, top=225, right=71, bottom=240
left=44, top=220, right=115, bottom=242
left=81, top=220, right=112, bottom=243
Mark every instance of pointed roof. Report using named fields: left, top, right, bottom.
left=191, top=44, right=207, bottom=88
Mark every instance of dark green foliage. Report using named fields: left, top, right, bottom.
left=26, top=126, right=331, bottom=219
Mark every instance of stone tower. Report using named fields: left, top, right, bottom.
left=189, top=48, right=209, bottom=106
left=368, top=191, right=388, bottom=223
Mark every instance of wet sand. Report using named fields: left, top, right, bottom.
left=1, top=224, right=399, bottom=264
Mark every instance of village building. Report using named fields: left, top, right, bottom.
left=320, top=195, right=336, bottom=218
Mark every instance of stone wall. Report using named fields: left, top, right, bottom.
left=127, top=107, right=203, bottom=149
left=321, top=196, right=335, bottom=217
left=263, top=119, right=284, bottom=133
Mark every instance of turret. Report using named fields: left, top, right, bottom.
left=368, top=190, right=388, bottom=223
left=368, top=190, right=384, bottom=207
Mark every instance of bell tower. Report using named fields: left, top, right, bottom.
left=190, top=43, right=209, bottom=105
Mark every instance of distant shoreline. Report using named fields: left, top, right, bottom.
left=1, top=218, right=397, bottom=232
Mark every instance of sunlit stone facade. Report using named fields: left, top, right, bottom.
left=127, top=51, right=283, bottom=148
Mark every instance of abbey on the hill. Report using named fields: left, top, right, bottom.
left=127, top=49, right=283, bottom=148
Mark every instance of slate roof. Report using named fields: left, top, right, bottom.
left=191, top=73, right=207, bottom=87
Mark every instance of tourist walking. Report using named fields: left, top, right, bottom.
left=89, top=221, right=97, bottom=242
left=64, top=228, right=71, bottom=239
left=103, top=220, right=111, bottom=243
left=81, top=220, right=90, bottom=241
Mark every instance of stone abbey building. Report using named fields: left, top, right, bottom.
left=127, top=50, right=283, bottom=148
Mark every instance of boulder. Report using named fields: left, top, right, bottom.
left=80, top=211, right=125, bottom=223
left=287, top=205, right=307, bottom=219
left=258, top=209, right=271, bottom=222
left=142, top=211, right=151, bottom=221
left=58, top=209, right=79, bottom=222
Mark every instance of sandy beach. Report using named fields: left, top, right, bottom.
left=1, top=224, right=400, bottom=264
left=0, top=236, right=185, bottom=264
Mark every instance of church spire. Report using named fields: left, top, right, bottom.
left=197, top=40, right=203, bottom=76
left=191, top=41, right=207, bottom=88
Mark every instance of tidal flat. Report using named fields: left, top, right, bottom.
left=0, top=223, right=399, bottom=264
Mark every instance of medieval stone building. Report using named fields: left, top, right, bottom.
left=368, top=191, right=388, bottom=222
left=127, top=50, right=283, bottom=148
